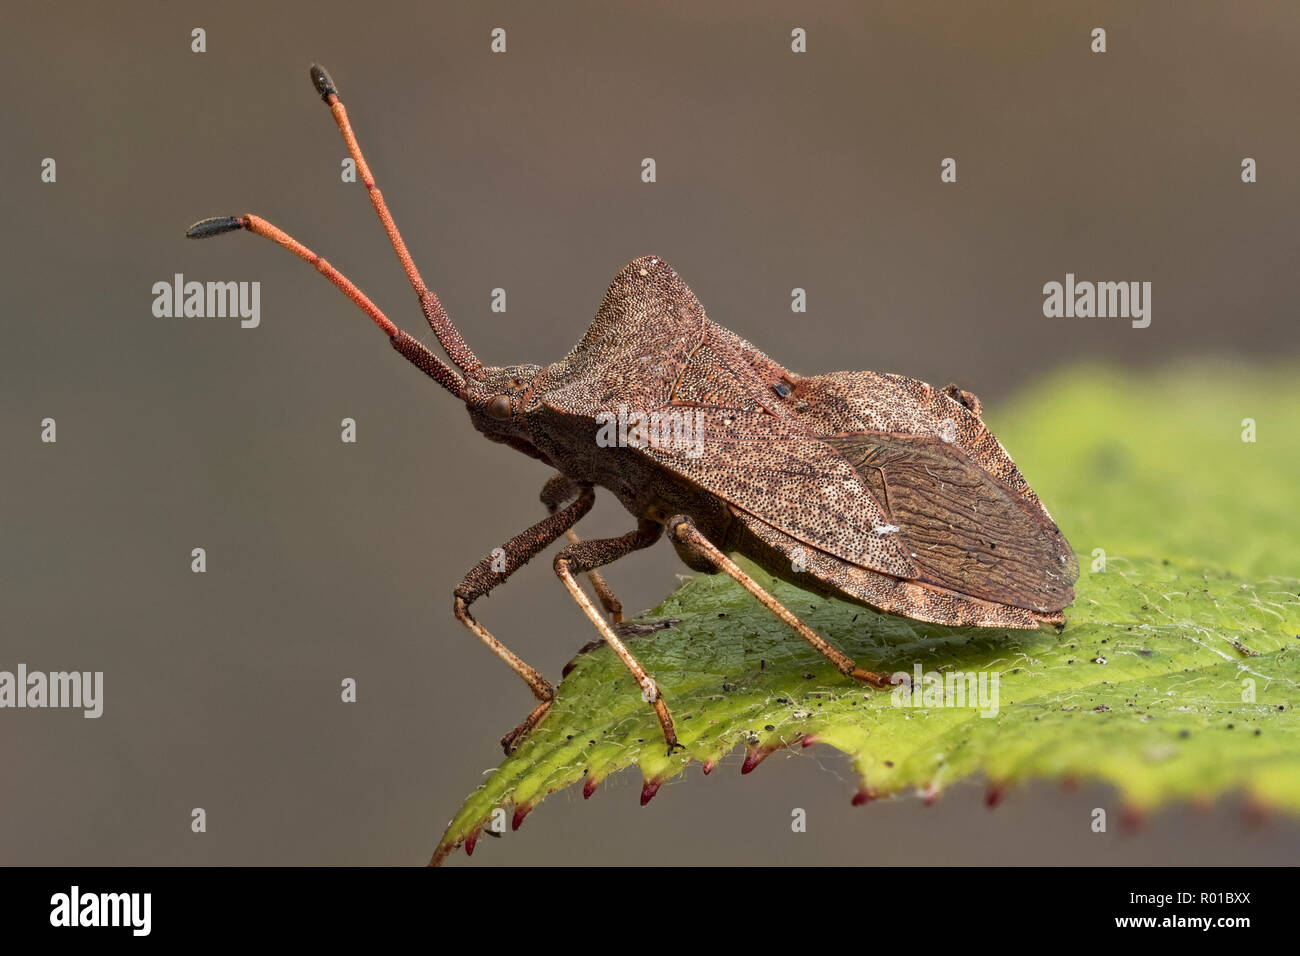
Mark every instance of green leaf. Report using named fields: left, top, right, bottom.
left=432, top=362, right=1300, bottom=864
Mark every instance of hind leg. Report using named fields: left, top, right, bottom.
left=666, top=515, right=892, bottom=688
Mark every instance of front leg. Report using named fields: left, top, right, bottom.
left=454, top=484, right=595, bottom=754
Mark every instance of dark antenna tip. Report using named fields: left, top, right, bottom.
left=309, top=63, right=338, bottom=102
left=185, top=216, right=245, bottom=239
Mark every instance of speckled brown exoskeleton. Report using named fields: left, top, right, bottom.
left=187, top=65, right=1078, bottom=757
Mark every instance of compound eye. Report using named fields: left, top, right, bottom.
left=487, top=395, right=512, bottom=419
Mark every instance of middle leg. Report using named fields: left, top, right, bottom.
left=540, top=474, right=624, bottom=622
left=551, top=520, right=685, bottom=753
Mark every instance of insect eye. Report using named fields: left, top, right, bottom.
left=487, top=395, right=512, bottom=419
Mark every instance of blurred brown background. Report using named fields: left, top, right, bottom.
left=3, top=0, right=1298, bottom=865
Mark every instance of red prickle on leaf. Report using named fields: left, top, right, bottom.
left=741, top=745, right=776, bottom=774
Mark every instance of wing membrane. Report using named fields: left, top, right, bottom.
left=825, top=432, right=1077, bottom=612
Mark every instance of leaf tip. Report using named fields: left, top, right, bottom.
left=429, top=844, right=452, bottom=867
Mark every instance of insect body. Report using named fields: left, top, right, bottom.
left=188, top=65, right=1077, bottom=758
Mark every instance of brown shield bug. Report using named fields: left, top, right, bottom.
left=187, top=65, right=1078, bottom=757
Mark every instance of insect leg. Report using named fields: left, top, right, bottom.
left=666, top=515, right=893, bottom=688
left=455, top=485, right=596, bottom=754
left=552, top=521, right=686, bottom=754
left=308, top=64, right=481, bottom=377
left=565, top=538, right=623, bottom=622
left=540, top=474, right=624, bottom=623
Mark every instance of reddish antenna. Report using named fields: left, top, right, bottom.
left=186, top=64, right=479, bottom=397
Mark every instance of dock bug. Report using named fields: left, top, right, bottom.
left=187, top=65, right=1078, bottom=756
